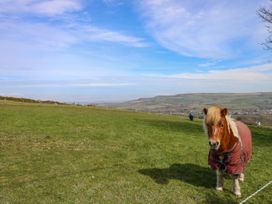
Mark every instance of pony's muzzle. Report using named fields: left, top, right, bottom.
left=209, top=140, right=220, bottom=150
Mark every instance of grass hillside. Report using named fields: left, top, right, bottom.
left=0, top=100, right=271, bottom=203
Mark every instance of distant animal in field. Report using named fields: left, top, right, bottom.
left=203, top=106, right=252, bottom=197
left=256, top=121, right=261, bottom=126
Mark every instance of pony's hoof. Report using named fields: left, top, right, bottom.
left=233, top=191, right=241, bottom=197
left=216, top=187, right=223, bottom=191
left=239, top=178, right=244, bottom=182
left=239, top=174, right=244, bottom=182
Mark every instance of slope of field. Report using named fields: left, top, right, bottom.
left=0, top=101, right=271, bottom=203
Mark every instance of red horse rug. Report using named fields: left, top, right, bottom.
left=208, top=120, right=252, bottom=174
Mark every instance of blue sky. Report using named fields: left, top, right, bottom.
left=0, top=0, right=271, bottom=103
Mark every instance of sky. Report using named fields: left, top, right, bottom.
left=0, top=0, right=272, bottom=103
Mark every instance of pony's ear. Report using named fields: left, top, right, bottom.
left=203, top=108, right=208, bottom=115
left=220, top=108, right=228, bottom=116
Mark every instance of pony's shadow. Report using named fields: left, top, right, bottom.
left=139, top=163, right=215, bottom=188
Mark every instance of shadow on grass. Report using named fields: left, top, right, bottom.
left=139, top=163, right=215, bottom=188
left=139, top=163, right=239, bottom=203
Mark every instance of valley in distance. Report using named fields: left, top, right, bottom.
left=103, top=92, right=272, bottom=126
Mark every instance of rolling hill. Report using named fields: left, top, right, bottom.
left=107, top=92, right=272, bottom=126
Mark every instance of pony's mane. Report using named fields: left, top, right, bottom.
left=225, top=115, right=240, bottom=141
left=203, top=106, right=240, bottom=141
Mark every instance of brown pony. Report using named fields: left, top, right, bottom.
left=203, top=106, right=252, bottom=197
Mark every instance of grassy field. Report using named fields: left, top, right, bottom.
left=0, top=101, right=271, bottom=203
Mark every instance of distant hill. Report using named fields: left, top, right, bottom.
left=107, top=92, right=272, bottom=126
left=0, top=96, right=68, bottom=105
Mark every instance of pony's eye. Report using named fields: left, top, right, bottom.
left=218, top=122, right=224, bottom=128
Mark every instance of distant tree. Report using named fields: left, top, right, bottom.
left=258, top=0, right=272, bottom=49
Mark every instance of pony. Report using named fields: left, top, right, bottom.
left=203, top=106, right=252, bottom=197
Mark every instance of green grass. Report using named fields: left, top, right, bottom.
left=0, top=101, right=271, bottom=203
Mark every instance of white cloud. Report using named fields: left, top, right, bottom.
left=173, top=63, right=272, bottom=81
left=9, top=82, right=135, bottom=88
left=0, top=20, right=78, bottom=49
left=80, top=26, right=148, bottom=47
left=0, top=0, right=82, bottom=16
left=138, top=0, right=269, bottom=59
left=32, top=0, right=82, bottom=16
left=0, top=1, right=147, bottom=48
left=198, top=60, right=222, bottom=68
left=0, top=19, right=147, bottom=56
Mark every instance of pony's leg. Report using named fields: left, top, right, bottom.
left=239, top=173, right=244, bottom=182
left=232, top=177, right=241, bottom=197
left=216, top=170, right=224, bottom=191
